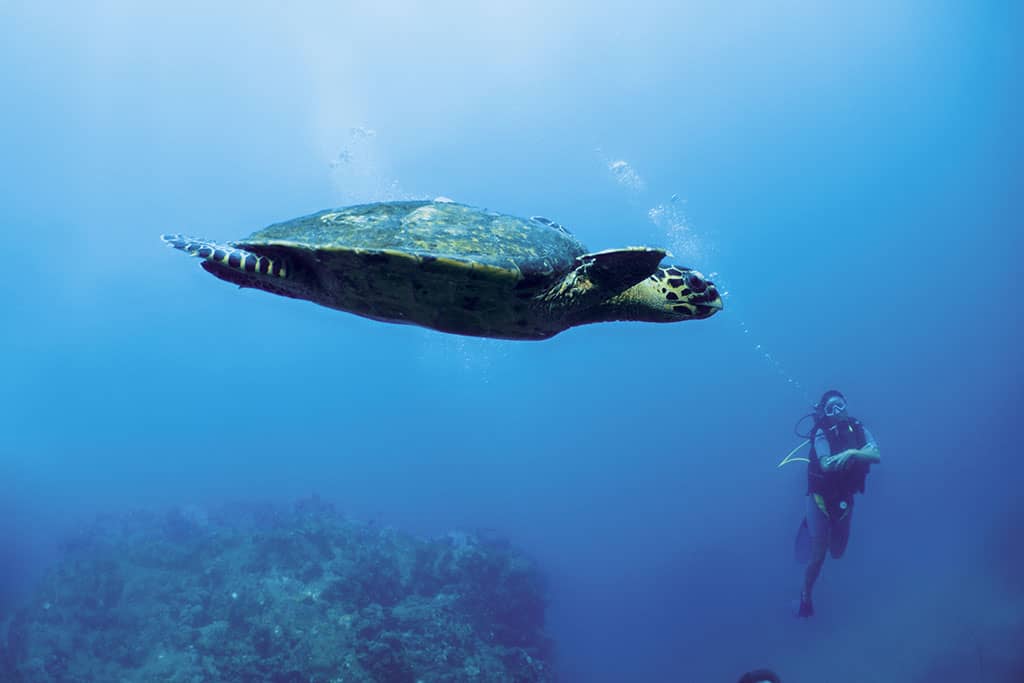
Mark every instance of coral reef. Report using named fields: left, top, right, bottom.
left=4, top=497, right=553, bottom=682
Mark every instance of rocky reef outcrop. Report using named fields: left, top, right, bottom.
left=4, top=497, right=553, bottom=682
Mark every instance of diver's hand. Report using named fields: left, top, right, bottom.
left=823, top=450, right=855, bottom=471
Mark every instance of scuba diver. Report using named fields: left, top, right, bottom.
left=789, top=389, right=881, bottom=617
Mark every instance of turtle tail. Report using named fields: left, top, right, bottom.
left=161, top=234, right=289, bottom=279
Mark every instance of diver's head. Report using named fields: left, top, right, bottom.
left=816, top=389, right=847, bottom=424
left=737, top=670, right=781, bottom=683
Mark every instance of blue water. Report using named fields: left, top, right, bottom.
left=1, top=3, right=1021, bottom=681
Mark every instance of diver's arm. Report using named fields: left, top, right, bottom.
left=855, top=443, right=881, bottom=464
left=825, top=444, right=880, bottom=470
left=858, top=428, right=881, bottom=464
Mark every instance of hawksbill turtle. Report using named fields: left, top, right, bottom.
left=161, top=199, right=722, bottom=340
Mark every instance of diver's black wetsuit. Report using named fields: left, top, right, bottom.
left=801, top=416, right=878, bottom=609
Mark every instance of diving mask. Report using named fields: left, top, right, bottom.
left=824, top=397, right=847, bottom=417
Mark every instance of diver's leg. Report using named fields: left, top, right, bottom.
left=830, top=504, right=853, bottom=559
left=801, top=495, right=830, bottom=614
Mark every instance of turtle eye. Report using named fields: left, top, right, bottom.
left=685, top=272, right=708, bottom=293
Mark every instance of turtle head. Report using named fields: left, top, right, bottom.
left=594, top=265, right=723, bottom=323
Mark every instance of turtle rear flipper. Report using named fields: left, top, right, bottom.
left=161, top=234, right=289, bottom=279
left=575, top=247, right=667, bottom=294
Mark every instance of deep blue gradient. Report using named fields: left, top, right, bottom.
left=1, top=3, right=1021, bottom=681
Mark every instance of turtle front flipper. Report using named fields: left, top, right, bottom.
left=541, top=247, right=666, bottom=305
left=574, top=247, right=667, bottom=293
left=161, top=234, right=289, bottom=279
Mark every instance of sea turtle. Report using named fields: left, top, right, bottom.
left=161, top=199, right=723, bottom=340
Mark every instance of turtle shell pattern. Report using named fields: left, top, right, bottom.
left=240, top=200, right=586, bottom=284
left=231, top=200, right=592, bottom=338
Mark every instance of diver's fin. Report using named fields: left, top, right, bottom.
left=161, top=234, right=289, bottom=279
left=794, top=589, right=814, bottom=618
left=575, top=247, right=667, bottom=294
left=794, top=517, right=811, bottom=564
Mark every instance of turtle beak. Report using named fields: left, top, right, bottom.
left=702, top=290, right=724, bottom=312
left=694, top=297, right=724, bottom=318
left=685, top=270, right=723, bottom=315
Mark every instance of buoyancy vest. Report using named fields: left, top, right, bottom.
left=807, top=417, right=870, bottom=511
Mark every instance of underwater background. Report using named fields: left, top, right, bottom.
left=1, top=2, right=1021, bottom=681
